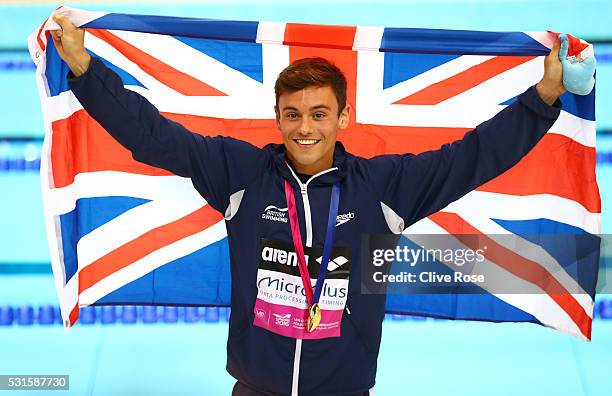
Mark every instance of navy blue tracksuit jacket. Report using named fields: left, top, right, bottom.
left=69, top=57, right=561, bottom=395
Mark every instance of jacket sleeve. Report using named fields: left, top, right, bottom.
left=366, top=85, right=561, bottom=231
left=68, top=57, right=265, bottom=214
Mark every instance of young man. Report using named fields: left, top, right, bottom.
left=52, top=14, right=567, bottom=396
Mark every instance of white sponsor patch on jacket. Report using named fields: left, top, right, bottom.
left=262, top=204, right=288, bottom=223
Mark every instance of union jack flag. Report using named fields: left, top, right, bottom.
left=29, top=6, right=599, bottom=339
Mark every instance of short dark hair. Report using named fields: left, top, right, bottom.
left=274, top=57, right=347, bottom=116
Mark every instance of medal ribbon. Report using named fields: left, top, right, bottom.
left=284, top=180, right=340, bottom=308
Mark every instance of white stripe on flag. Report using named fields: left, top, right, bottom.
left=47, top=172, right=204, bottom=215
left=48, top=6, right=109, bottom=29
left=381, top=55, right=497, bottom=104
left=79, top=219, right=227, bottom=305
left=405, top=218, right=588, bottom=339
left=356, top=49, right=596, bottom=149
left=454, top=214, right=594, bottom=316
left=352, top=26, right=384, bottom=52
left=440, top=56, right=542, bottom=107
left=110, top=29, right=266, bottom=98
left=444, top=191, right=600, bottom=235
left=84, top=31, right=179, bottom=95
left=76, top=199, right=204, bottom=271
left=256, top=21, right=286, bottom=45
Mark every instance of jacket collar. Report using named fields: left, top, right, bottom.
left=266, top=141, right=348, bottom=187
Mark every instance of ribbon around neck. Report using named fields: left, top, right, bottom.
left=284, top=179, right=340, bottom=307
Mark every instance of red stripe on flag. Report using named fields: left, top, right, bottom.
left=284, top=23, right=357, bottom=50
left=37, top=18, right=48, bottom=52
left=164, top=113, right=281, bottom=148
left=68, top=303, right=79, bottom=327
left=288, top=39, right=359, bottom=133
left=52, top=110, right=598, bottom=215
left=477, top=133, right=600, bottom=213
left=341, top=125, right=472, bottom=158
left=429, top=211, right=592, bottom=340
left=50, top=110, right=174, bottom=189
left=78, top=204, right=223, bottom=294
left=393, top=56, right=537, bottom=105
left=341, top=125, right=599, bottom=213
left=50, top=110, right=281, bottom=189
left=548, top=31, right=589, bottom=57
left=566, top=34, right=589, bottom=57
left=86, top=29, right=227, bottom=97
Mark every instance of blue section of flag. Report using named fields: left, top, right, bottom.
left=381, top=29, right=550, bottom=55
left=173, top=36, right=263, bottom=83
left=559, top=89, right=596, bottom=121
left=88, top=50, right=147, bottom=89
left=493, top=218, right=600, bottom=297
left=383, top=52, right=459, bottom=89
left=384, top=236, right=538, bottom=322
left=97, top=238, right=231, bottom=305
left=45, top=42, right=147, bottom=96
left=500, top=90, right=595, bottom=121
left=44, top=38, right=71, bottom=97
left=493, top=217, right=589, bottom=235
left=83, top=14, right=259, bottom=43
left=59, top=196, right=150, bottom=284
left=58, top=210, right=78, bottom=286
left=500, top=95, right=518, bottom=106
left=386, top=294, right=538, bottom=322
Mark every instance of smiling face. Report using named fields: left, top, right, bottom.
left=276, top=85, right=350, bottom=175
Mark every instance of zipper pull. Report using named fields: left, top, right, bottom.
left=345, top=305, right=351, bottom=315
left=300, top=184, right=307, bottom=196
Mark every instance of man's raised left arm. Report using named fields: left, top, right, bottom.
left=365, top=35, right=592, bottom=230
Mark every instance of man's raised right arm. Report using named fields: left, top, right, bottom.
left=51, top=14, right=265, bottom=213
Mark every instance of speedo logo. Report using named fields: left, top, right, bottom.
left=262, top=246, right=308, bottom=267
left=262, top=205, right=288, bottom=223
left=336, top=212, right=354, bottom=227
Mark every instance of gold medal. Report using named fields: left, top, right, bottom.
left=306, top=303, right=322, bottom=332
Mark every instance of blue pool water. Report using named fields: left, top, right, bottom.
left=1, top=275, right=611, bottom=395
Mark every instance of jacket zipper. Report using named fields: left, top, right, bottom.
left=285, top=164, right=337, bottom=396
